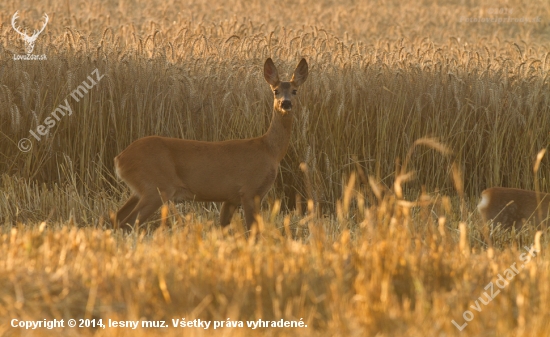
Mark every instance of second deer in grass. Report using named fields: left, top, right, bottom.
left=477, top=187, right=550, bottom=229
left=114, top=58, right=308, bottom=231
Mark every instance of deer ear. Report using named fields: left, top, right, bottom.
left=264, top=58, right=280, bottom=87
left=291, top=59, right=308, bottom=87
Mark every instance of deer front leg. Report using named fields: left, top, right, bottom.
left=241, top=195, right=259, bottom=231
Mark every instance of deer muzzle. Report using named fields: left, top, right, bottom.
left=280, top=100, right=292, bottom=111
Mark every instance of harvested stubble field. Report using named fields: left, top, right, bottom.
left=1, top=0, right=550, bottom=336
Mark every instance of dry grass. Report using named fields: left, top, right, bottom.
left=0, top=188, right=549, bottom=336
left=1, top=0, right=550, bottom=335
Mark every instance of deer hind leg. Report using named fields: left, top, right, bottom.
left=119, top=190, right=172, bottom=231
left=220, top=201, right=239, bottom=228
left=119, top=195, right=164, bottom=231
left=115, top=195, right=140, bottom=228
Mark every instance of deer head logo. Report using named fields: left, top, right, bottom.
left=11, top=11, right=49, bottom=54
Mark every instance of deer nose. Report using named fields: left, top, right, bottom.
left=281, top=100, right=292, bottom=111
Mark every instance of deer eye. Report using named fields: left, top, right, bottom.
left=292, top=90, right=297, bottom=95
left=273, top=90, right=279, bottom=95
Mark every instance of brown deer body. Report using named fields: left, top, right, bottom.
left=477, top=187, right=550, bottom=229
left=114, top=58, right=308, bottom=231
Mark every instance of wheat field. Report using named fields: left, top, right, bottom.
left=1, top=0, right=550, bottom=336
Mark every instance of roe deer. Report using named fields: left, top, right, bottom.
left=114, top=58, right=308, bottom=231
left=477, top=187, right=550, bottom=229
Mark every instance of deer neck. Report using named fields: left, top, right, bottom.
left=262, top=108, right=293, bottom=162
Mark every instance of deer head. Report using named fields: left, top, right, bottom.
left=12, top=11, right=49, bottom=54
